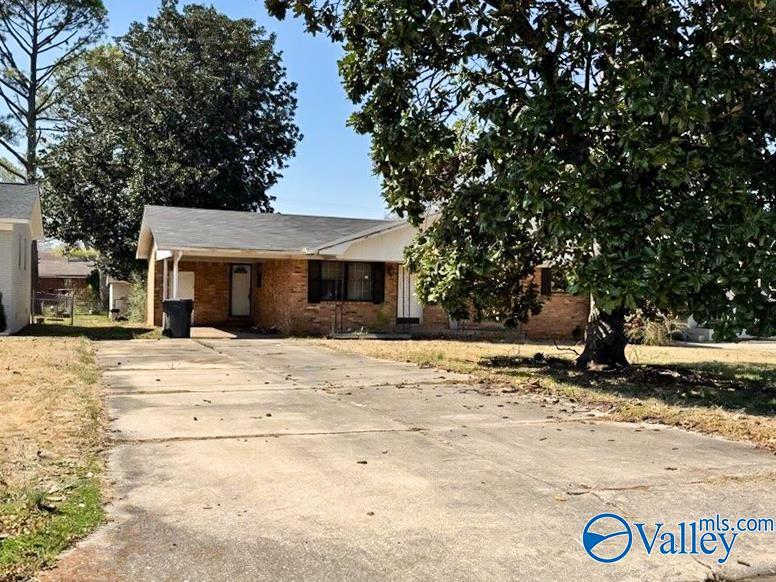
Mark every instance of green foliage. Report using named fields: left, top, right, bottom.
left=125, top=275, right=148, bottom=323
left=43, top=1, right=301, bottom=277
left=73, top=270, right=103, bottom=314
left=59, top=246, right=100, bottom=262
left=270, top=0, right=776, bottom=340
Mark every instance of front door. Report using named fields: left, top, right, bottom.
left=230, top=264, right=252, bottom=317
left=397, top=265, right=423, bottom=324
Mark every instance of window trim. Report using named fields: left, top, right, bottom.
left=308, top=260, right=384, bottom=304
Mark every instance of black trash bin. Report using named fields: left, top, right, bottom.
left=162, top=299, right=194, bottom=338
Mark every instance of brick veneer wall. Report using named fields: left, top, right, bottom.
left=412, top=265, right=590, bottom=339
left=253, top=259, right=399, bottom=335
left=147, top=257, right=588, bottom=339
left=149, top=260, right=234, bottom=327
left=522, top=293, right=589, bottom=339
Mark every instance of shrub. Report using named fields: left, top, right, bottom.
left=626, top=312, right=683, bottom=346
left=124, top=275, right=147, bottom=323
left=74, top=284, right=102, bottom=315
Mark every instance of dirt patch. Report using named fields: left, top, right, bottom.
left=0, top=337, right=106, bottom=580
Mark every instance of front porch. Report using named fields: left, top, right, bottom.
left=147, top=254, right=416, bottom=336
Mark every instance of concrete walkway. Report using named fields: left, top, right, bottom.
left=42, top=339, right=776, bottom=581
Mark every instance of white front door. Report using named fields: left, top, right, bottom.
left=230, top=264, right=252, bottom=317
left=397, top=265, right=423, bottom=323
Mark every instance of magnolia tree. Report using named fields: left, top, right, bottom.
left=268, top=0, right=776, bottom=367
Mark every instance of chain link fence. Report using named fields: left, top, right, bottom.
left=33, top=292, right=75, bottom=326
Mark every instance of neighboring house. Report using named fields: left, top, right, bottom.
left=36, top=251, right=95, bottom=292
left=0, top=183, right=44, bottom=334
left=136, top=205, right=589, bottom=338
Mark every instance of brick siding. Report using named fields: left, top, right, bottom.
left=147, top=257, right=588, bottom=339
left=253, top=259, right=399, bottom=335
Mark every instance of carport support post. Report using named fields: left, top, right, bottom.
left=162, top=258, right=169, bottom=329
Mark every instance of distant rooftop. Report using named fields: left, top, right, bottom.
left=38, top=252, right=95, bottom=278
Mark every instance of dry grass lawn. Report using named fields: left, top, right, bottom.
left=0, top=337, right=105, bottom=581
left=306, top=339, right=776, bottom=450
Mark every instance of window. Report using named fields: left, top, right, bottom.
left=308, top=261, right=385, bottom=304
left=321, top=261, right=344, bottom=301
left=255, top=262, right=263, bottom=288
left=539, top=267, right=552, bottom=296
left=347, top=262, right=372, bottom=301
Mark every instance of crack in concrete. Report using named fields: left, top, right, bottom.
left=105, top=386, right=319, bottom=396
left=563, top=469, right=776, bottom=497
left=113, top=426, right=429, bottom=446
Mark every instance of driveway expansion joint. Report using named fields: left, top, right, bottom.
left=112, top=426, right=431, bottom=446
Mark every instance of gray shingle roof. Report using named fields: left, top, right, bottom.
left=142, top=205, right=402, bottom=253
left=38, top=259, right=95, bottom=278
left=0, top=183, right=38, bottom=220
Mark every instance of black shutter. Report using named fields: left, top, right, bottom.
left=540, top=267, right=552, bottom=296
left=372, top=262, right=385, bottom=303
left=308, top=261, right=322, bottom=303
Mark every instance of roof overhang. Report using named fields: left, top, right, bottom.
left=153, top=246, right=314, bottom=261
left=0, top=195, right=44, bottom=239
left=136, top=210, right=154, bottom=259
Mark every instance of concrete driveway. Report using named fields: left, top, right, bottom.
left=44, top=338, right=776, bottom=581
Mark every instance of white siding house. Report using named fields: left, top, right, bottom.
left=0, top=184, right=44, bottom=334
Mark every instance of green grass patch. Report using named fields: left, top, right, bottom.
left=23, top=314, right=161, bottom=341
left=0, top=336, right=108, bottom=580
left=0, top=466, right=103, bottom=581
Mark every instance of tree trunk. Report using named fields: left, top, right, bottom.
left=576, top=301, right=629, bottom=369
left=26, top=4, right=39, bottom=184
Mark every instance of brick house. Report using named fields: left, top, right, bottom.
left=36, top=251, right=95, bottom=293
left=136, top=205, right=589, bottom=338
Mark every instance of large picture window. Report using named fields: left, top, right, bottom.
left=308, top=261, right=385, bottom=304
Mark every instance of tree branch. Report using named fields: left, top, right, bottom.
left=0, top=157, right=25, bottom=180
left=0, top=136, right=27, bottom=166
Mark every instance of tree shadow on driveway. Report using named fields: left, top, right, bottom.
left=481, top=354, right=776, bottom=418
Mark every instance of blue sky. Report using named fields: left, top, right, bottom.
left=104, top=0, right=386, bottom=219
